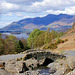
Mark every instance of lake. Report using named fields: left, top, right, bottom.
left=1, top=33, right=29, bottom=39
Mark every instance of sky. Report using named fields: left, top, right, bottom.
left=0, top=0, right=75, bottom=28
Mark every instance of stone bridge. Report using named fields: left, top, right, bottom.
left=23, top=49, right=65, bottom=66
left=2, top=49, right=66, bottom=73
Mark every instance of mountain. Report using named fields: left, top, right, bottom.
left=0, top=14, right=75, bottom=32
left=65, top=21, right=75, bottom=35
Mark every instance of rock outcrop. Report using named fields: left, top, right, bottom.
left=0, top=50, right=75, bottom=75
left=48, top=56, right=75, bottom=75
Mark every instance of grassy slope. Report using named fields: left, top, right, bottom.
left=54, top=28, right=75, bottom=53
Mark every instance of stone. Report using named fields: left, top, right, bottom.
left=6, top=59, right=16, bottom=64
left=15, top=61, right=24, bottom=73
left=25, top=70, right=39, bottom=75
left=0, top=61, right=5, bottom=67
left=67, top=56, right=75, bottom=69
left=0, top=68, right=9, bottom=75
left=47, top=58, right=75, bottom=75
left=54, top=59, right=68, bottom=70
left=67, top=69, right=75, bottom=75
left=5, top=60, right=29, bottom=73
left=38, top=59, right=45, bottom=65
left=47, top=62, right=56, bottom=73
left=5, top=63, right=17, bottom=73
left=47, top=62, right=55, bottom=68
left=25, top=58, right=38, bottom=70
left=53, top=67, right=68, bottom=75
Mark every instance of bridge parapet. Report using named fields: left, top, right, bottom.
left=22, top=49, right=66, bottom=62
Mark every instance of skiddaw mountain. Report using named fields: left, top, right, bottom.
left=0, top=14, right=75, bottom=32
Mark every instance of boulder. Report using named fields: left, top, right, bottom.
left=47, top=62, right=55, bottom=68
left=25, top=70, right=39, bottom=75
left=0, top=68, right=9, bottom=75
left=53, top=67, right=68, bottom=75
left=47, top=57, right=75, bottom=75
left=67, top=56, right=75, bottom=69
left=25, top=58, right=38, bottom=70
left=5, top=63, right=17, bottom=73
left=47, top=62, right=56, bottom=74
left=67, top=69, right=75, bottom=75
left=5, top=59, right=16, bottom=64
left=15, top=61, right=25, bottom=73
left=38, top=59, right=45, bottom=65
left=5, top=60, right=29, bottom=73
left=48, top=59, right=68, bottom=70
left=0, top=61, right=5, bottom=67
left=54, top=59, right=68, bottom=70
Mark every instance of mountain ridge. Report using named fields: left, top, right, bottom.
left=0, top=14, right=75, bottom=32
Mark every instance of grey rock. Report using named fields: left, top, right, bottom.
left=67, top=56, right=75, bottom=69
left=53, top=67, right=68, bottom=75
left=25, top=70, right=39, bottom=75
left=0, top=61, right=5, bottom=67
left=0, top=68, right=10, bottom=75
left=25, top=58, right=38, bottom=70
left=67, top=69, right=75, bottom=75
left=48, top=57, right=75, bottom=75
left=5, top=60, right=29, bottom=73
left=54, top=59, right=68, bottom=70
left=5, top=63, right=17, bottom=73
left=47, top=62, right=55, bottom=68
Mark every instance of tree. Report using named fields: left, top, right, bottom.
left=0, top=33, right=1, bottom=38
left=33, top=32, right=45, bottom=48
left=16, top=40, right=24, bottom=53
left=0, top=38, right=4, bottom=55
left=4, top=35, right=17, bottom=54
left=58, top=32, right=64, bottom=37
left=46, top=28, right=50, bottom=33
left=27, top=29, right=44, bottom=48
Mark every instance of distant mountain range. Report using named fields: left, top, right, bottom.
left=0, top=14, right=75, bottom=32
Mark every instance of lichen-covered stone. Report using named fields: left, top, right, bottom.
left=67, top=56, right=75, bottom=69
left=67, top=69, right=75, bottom=75
left=25, top=58, right=38, bottom=70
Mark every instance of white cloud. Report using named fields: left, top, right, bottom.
left=0, top=0, right=75, bottom=15
left=0, top=0, right=75, bottom=28
left=1, top=1, right=20, bottom=13
left=4, top=12, right=13, bottom=16
left=29, top=0, right=75, bottom=13
left=46, top=6, right=75, bottom=15
left=23, top=16, right=31, bottom=18
left=6, top=0, right=42, bottom=5
left=65, top=6, right=75, bottom=15
left=15, top=12, right=23, bottom=17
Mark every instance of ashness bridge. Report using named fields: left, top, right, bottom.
left=23, top=49, right=65, bottom=66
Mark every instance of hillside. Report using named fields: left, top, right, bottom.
left=40, top=22, right=75, bottom=53
left=54, top=33, right=75, bottom=52
left=0, top=14, right=75, bottom=32
left=65, top=21, right=75, bottom=34
left=54, top=22, right=75, bottom=53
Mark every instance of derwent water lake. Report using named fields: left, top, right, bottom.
left=1, top=33, right=29, bottom=39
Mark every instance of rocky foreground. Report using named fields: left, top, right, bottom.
left=0, top=56, right=75, bottom=75
left=48, top=56, right=75, bottom=75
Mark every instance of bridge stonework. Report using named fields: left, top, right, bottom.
left=23, top=49, right=66, bottom=64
